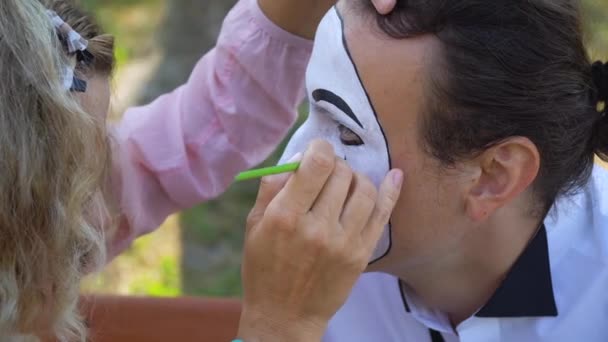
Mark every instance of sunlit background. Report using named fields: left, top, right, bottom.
left=80, top=0, right=608, bottom=298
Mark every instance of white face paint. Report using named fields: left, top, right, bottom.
left=279, top=7, right=392, bottom=264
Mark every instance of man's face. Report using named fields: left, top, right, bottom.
left=280, top=2, right=469, bottom=271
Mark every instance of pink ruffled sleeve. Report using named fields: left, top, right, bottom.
left=107, top=0, right=312, bottom=258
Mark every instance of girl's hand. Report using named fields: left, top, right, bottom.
left=372, top=0, right=397, bottom=15
left=237, top=140, right=404, bottom=341
left=258, top=0, right=398, bottom=40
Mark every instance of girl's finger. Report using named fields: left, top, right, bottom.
left=246, top=153, right=302, bottom=232
left=372, top=0, right=397, bottom=15
left=361, top=169, right=403, bottom=255
left=339, top=173, right=377, bottom=233
left=311, top=159, right=354, bottom=225
left=274, top=140, right=336, bottom=214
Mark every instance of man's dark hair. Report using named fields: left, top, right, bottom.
left=367, top=0, right=608, bottom=214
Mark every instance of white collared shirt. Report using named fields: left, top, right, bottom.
left=323, top=164, right=608, bottom=342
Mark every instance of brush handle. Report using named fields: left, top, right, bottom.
left=235, top=162, right=301, bottom=182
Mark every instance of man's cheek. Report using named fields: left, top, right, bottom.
left=279, top=126, right=313, bottom=164
left=346, top=152, right=388, bottom=187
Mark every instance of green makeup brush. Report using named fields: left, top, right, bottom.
left=234, top=162, right=301, bottom=182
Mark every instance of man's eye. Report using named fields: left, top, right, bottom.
left=338, top=124, right=364, bottom=146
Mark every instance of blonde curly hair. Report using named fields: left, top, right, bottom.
left=0, top=0, right=115, bottom=340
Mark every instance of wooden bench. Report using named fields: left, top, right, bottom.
left=49, top=296, right=242, bottom=342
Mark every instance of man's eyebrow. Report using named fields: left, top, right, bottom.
left=312, top=89, right=363, bottom=128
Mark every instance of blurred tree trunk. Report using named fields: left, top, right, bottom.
left=138, top=0, right=237, bottom=104
left=135, top=0, right=250, bottom=297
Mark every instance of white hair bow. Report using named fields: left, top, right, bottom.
left=47, top=10, right=93, bottom=92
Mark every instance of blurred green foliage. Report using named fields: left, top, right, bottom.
left=83, top=217, right=182, bottom=296
left=583, top=0, right=608, bottom=58
left=81, top=0, right=163, bottom=68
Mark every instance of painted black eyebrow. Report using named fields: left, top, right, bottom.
left=312, top=88, right=363, bottom=128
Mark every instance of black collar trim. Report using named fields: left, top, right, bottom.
left=400, top=224, right=558, bottom=318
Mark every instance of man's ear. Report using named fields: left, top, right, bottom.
left=464, top=137, right=540, bottom=222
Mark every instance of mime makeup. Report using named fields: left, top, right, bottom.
left=279, top=7, right=393, bottom=263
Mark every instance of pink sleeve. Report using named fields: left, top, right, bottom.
left=107, top=0, right=313, bottom=258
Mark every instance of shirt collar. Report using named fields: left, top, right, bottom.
left=401, top=224, right=558, bottom=318
left=476, top=224, right=557, bottom=317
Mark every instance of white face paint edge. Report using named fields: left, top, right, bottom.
left=278, top=7, right=394, bottom=264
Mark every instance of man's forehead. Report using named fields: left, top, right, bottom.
left=337, top=0, right=371, bottom=19
left=340, top=5, right=437, bottom=107
left=306, top=7, right=377, bottom=128
left=311, top=5, right=432, bottom=79
left=310, top=8, right=344, bottom=60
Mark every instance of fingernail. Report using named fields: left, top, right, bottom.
left=392, top=170, right=404, bottom=187
left=288, top=152, right=303, bottom=163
